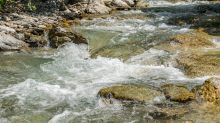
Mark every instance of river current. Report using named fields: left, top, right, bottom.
left=0, top=1, right=220, bottom=123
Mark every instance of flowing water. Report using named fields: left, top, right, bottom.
left=1, top=1, right=220, bottom=123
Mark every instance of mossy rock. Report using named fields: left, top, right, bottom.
left=199, top=77, right=220, bottom=102
left=98, top=85, right=164, bottom=102
left=27, top=34, right=49, bottom=47
left=161, top=84, right=195, bottom=103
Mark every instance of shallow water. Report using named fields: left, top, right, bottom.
left=1, top=1, right=220, bottom=123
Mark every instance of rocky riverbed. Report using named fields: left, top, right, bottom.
left=1, top=0, right=220, bottom=122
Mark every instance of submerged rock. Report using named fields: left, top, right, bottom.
left=91, top=44, right=145, bottom=62
left=153, top=34, right=220, bottom=78
left=48, top=27, right=88, bottom=48
left=165, top=120, right=195, bottom=123
left=152, top=107, right=190, bottom=117
left=175, top=52, right=220, bottom=78
left=199, top=77, right=220, bottom=102
left=0, top=32, right=30, bottom=52
left=98, top=85, right=164, bottom=102
left=153, top=34, right=216, bottom=53
left=169, top=35, right=216, bottom=49
left=161, top=84, right=195, bottom=103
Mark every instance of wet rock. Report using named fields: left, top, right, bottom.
left=86, top=2, right=112, bottom=14
left=98, top=85, right=164, bottom=102
left=0, top=32, right=29, bottom=52
left=135, top=0, right=149, bottom=8
left=153, top=34, right=216, bottom=53
left=91, top=44, right=145, bottom=62
left=48, top=27, right=88, bottom=48
left=51, top=36, right=72, bottom=48
left=152, top=107, right=190, bottom=117
left=0, top=25, right=16, bottom=33
left=32, top=27, right=45, bottom=35
left=174, top=52, right=220, bottom=78
left=165, top=120, right=195, bottom=123
left=169, top=35, right=216, bottom=49
left=199, top=77, right=220, bottom=102
left=161, top=84, right=195, bottom=103
left=26, top=34, right=49, bottom=47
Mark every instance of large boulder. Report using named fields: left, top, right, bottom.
left=0, top=32, right=30, bottom=52
left=86, top=2, right=112, bottom=14
left=161, top=84, right=195, bottom=103
left=98, top=85, right=164, bottom=102
left=48, top=27, right=88, bottom=48
left=135, top=0, right=149, bottom=8
left=111, top=0, right=131, bottom=9
left=199, top=77, right=220, bottom=102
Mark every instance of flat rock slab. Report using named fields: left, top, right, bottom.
left=98, top=85, right=164, bottom=102
left=153, top=34, right=216, bottom=53
left=161, top=84, right=195, bottom=103
left=165, top=120, right=195, bottom=123
left=153, top=107, right=190, bottom=117
left=175, top=52, right=220, bottom=78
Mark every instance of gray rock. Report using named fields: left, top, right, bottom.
left=0, top=32, right=29, bottom=51
left=0, top=26, right=16, bottom=33
left=123, top=0, right=134, bottom=7
left=86, top=2, right=112, bottom=14
left=14, top=34, right=25, bottom=41
left=112, top=0, right=131, bottom=9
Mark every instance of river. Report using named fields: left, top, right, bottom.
left=0, top=1, right=220, bottom=123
